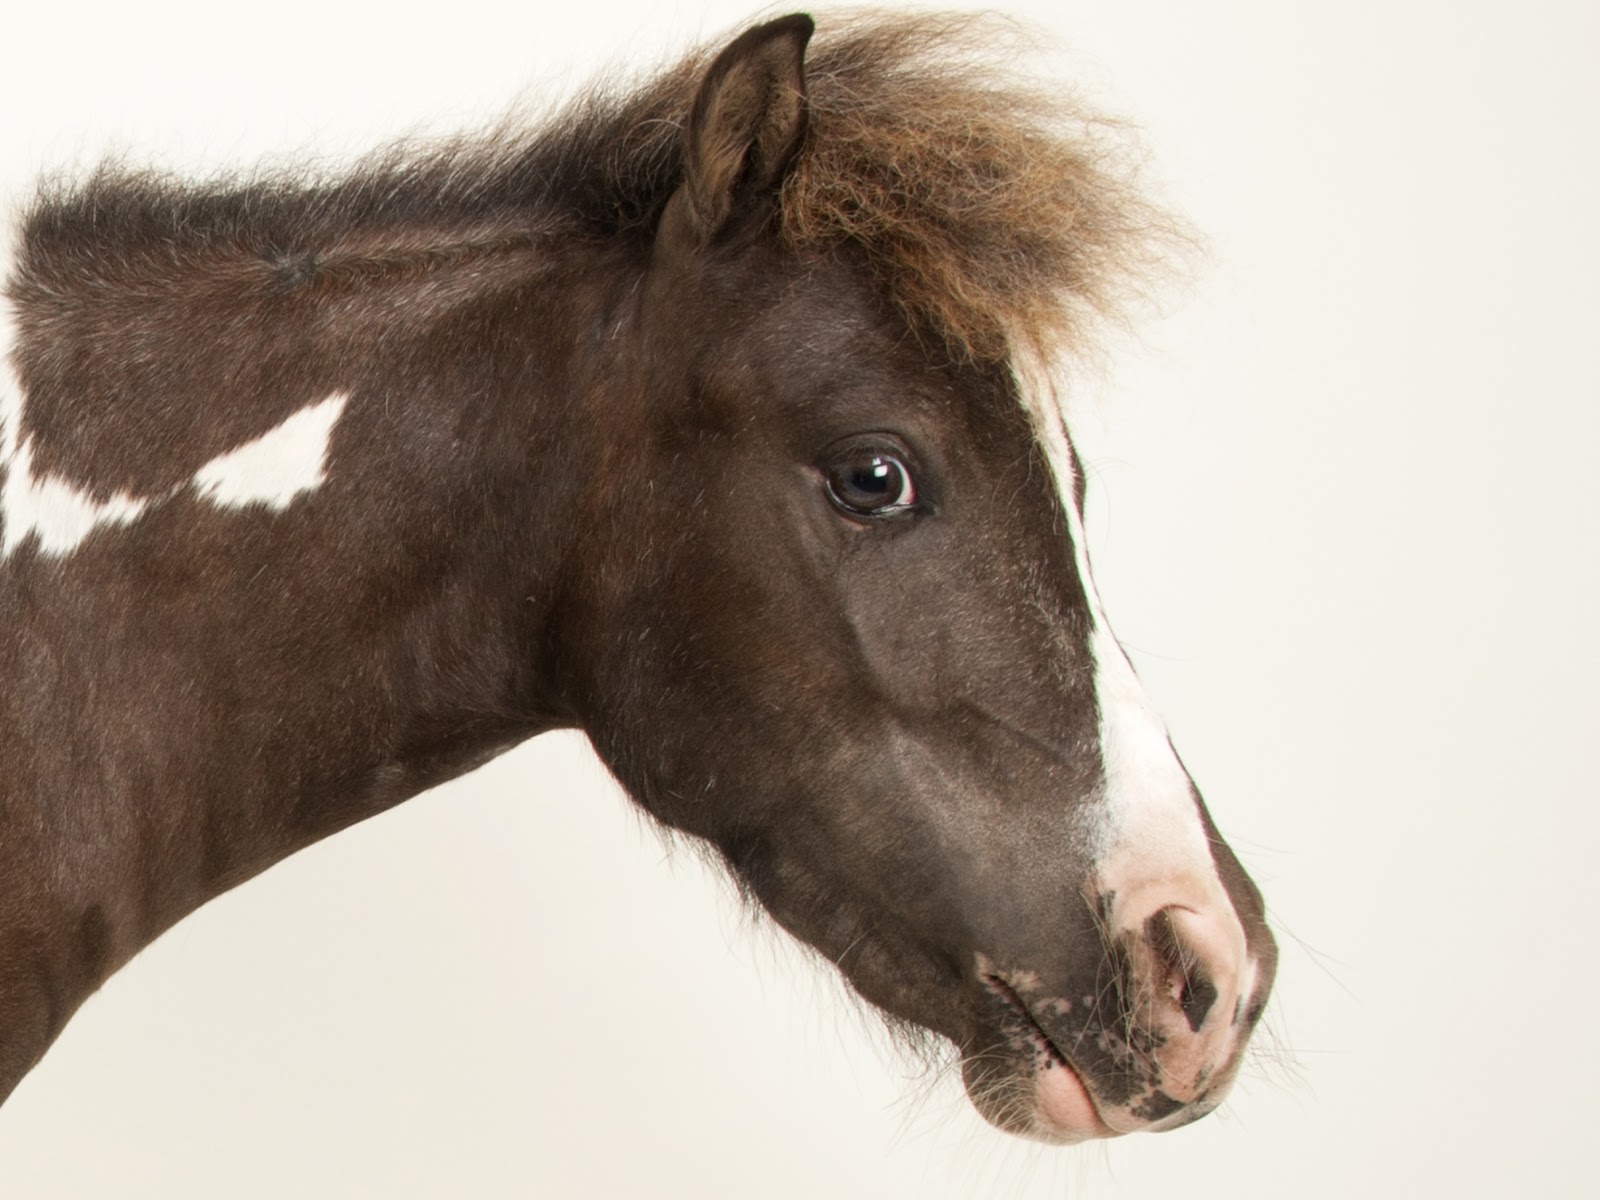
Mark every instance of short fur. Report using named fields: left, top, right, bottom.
left=0, top=10, right=1272, bottom=1144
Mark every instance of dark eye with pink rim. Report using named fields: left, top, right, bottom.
left=822, top=444, right=918, bottom=518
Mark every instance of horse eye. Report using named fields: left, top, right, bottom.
left=823, top=448, right=917, bottom=517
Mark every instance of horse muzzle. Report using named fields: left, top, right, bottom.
left=966, top=882, right=1276, bottom=1143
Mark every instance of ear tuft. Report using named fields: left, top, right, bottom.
left=677, top=13, right=814, bottom=247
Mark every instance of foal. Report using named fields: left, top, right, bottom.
left=0, top=12, right=1274, bottom=1142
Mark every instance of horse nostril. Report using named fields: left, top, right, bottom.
left=1146, top=906, right=1218, bottom=1033
left=1178, top=972, right=1218, bottom=1033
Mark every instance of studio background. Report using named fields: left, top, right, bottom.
left=1, top=1, right=1594, bottom=1195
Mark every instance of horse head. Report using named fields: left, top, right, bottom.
left=556, top=15, right=1276, bottom=1142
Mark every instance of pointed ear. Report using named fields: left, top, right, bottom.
left=669, top=13, right=814, bottom=249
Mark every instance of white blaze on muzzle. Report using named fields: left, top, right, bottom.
left=1014, top=364, right=1260, bottom=1121
left=1013, top=366, right=1242, bottom=942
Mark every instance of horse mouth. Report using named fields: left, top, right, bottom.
left=972, top=973, right=1118, bottom=1143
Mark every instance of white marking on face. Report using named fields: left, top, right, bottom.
left=191, top=392, right=347, bottom=512
left=1010, top=361, right=1232, bottom=910
left=1012, top=361, right=1261, bottom=1125
left=1057, top=477, right=1217, bottom=882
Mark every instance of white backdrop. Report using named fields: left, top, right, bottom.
left=2, top=1, right=1596, bottom=1196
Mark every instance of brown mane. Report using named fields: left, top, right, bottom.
left=18, top=11, right=1176, bottom=367
left=782, top=12, right=1176, bottom=362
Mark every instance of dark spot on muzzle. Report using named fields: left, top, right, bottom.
left=1130, top=1089, right=1186, bottom=1123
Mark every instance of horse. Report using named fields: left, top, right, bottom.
left=0, top=11, right=1275, bottom=1143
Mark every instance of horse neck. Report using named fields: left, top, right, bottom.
left=0, top=218, right=624, bottom=1086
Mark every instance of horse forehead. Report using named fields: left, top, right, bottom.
left=692, top=245, right=891, bottom=357
left=724, top=293, right=1024, bottom=439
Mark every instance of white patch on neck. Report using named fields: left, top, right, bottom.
left=1, top=433, right=152, bottom=557
left=1, top=322, right=348, bottom=561
left=191, top=392, right=347, bottom=511
left=1012, top=360, right=1223, bottom=903
left=0, top=253, right=138, bottom=558
left=2, top=223, right=350, bottom=560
